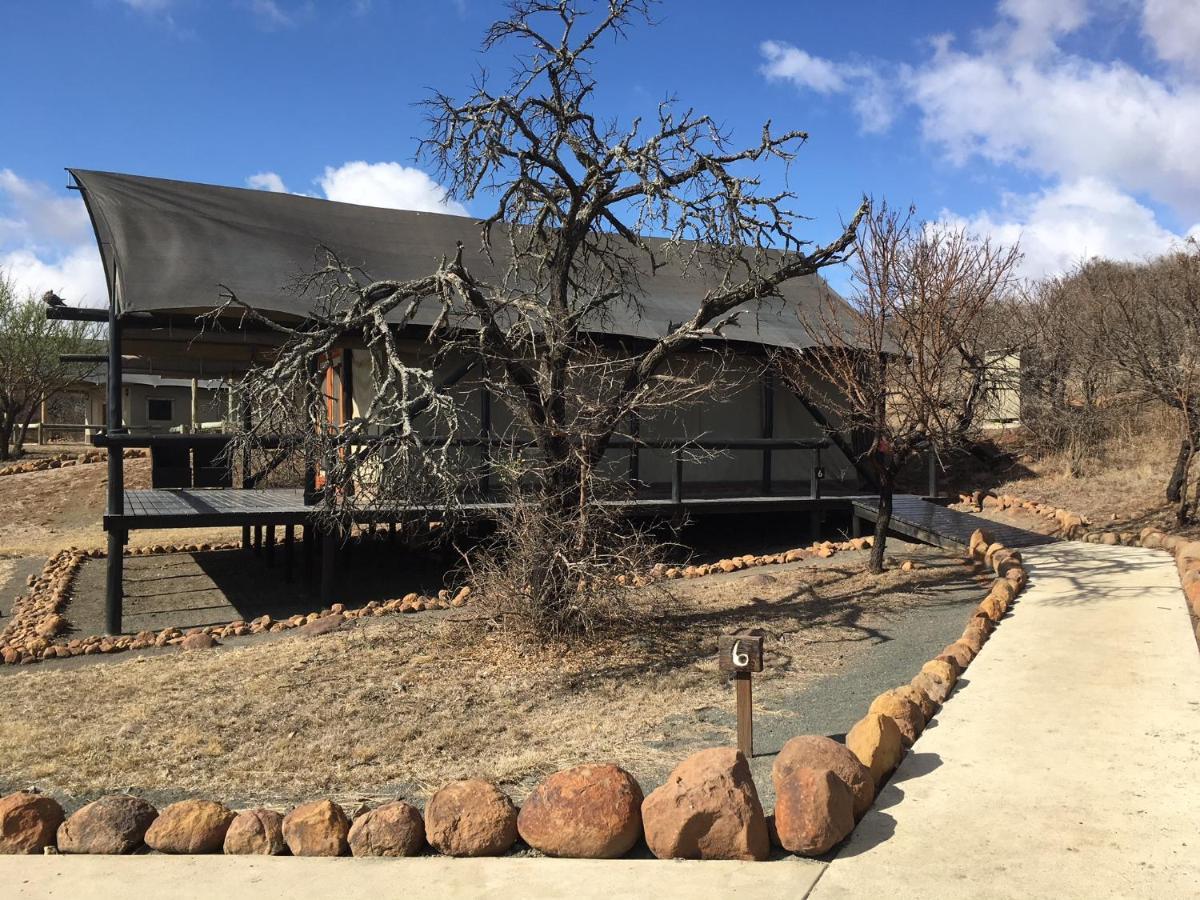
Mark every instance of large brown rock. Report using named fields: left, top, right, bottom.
left=348, top=801, right=425, bottom=857
left=425, top=780, right=518, bottom=857
left=772, top=735, right=874, bottom=821
left=57, top=795, right=157, bottom=854
left=282, top=800, right=349, bottom=857
left=517, top=764, right=642, bottom=859
left=921, top=658, right=959, bottom=689
left=772, top=767, right=855, bottom=856
left=223, top=809, right=286, bottom=855
left=641, top=747, right=769, bottom=861
left=845, top=713, right=904, bottom=786
left=911, top=671, right=952, bottom=704
left=0, top=792, right=64, bottom=854
left=867, top=691, right=924, bottom=747
left=144, top=799, right=234, bottom=854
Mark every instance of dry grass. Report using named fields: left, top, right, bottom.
left=0, top=553, right=972, bottom=808
left=992, top=410, right=1199, bottom=537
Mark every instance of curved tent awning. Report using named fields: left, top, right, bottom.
left=71, top=168, right=852, bottom=349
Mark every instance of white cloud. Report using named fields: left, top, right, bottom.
left=248, top=0, right=298, bottom=29
left=1142, top=0, right=1200, bottom=73
left=118, top=0, right=174, bottom=11
left=318, top=161, right=468, bottom=215
left=759, top=42, right=896, bottom=133
left=246, top=171, right=288, bottom=193
left=0, top=246, right=107, bottom=307
left=760, top=41, right=847, bottom=93
left=943, top=177, right=1198, bottom=280
left=906, top=34, right=1200, bottom=217
left=0, top=171, right=106, bottom=306
left=988, top=0, right=1090, bottom=58
left=0, top=169, right=93, bottom=248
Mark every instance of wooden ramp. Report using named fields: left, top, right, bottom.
left=852, top=495, right=1055, bottom=552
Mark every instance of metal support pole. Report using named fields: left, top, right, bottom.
left=809, top=448, right=823, bottom=540
left=265, top=525, right=275, bottom=566
left=761, top=372, right=774, bottom=496
left=928, top=451, right=939, bottom=498
left=671, top=449, right=683, bottom=505
left=479, top=382, right=492, bottom=497
left=627, top=412, right=640, bottom=494
left=253, top=525, right=262, bottom=554
left=104, top=294, right=125, bottom=636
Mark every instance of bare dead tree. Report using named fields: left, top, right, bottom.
left=781, top=201, right=1021, bottom=572
left=224, top=0, right=864, bottom=635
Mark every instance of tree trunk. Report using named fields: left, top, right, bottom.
left=0, top=414, right=12, bottom=461
left=1166, top=438, right=1192, bottom=504
left=869, top=471, right=894, bottom=574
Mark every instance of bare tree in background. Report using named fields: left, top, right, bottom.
left=0, top=271, right=98, bottom=460
left=1089, top=245, right=1200, bottom=523
left=780, top=201, right=1021, bottom=572
left=222, top=0, right=864, bottom=636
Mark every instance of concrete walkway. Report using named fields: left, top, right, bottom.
left=0, top=855, right=826, bottom=899
left=811, top=542, right=1200, bottom=899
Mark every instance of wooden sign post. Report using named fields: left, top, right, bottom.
left=718, top=633, right=764, bottom=758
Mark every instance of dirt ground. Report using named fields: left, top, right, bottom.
left=0, top=544, right=985, bottom=812
left=0, top=447, right=243, bottom=555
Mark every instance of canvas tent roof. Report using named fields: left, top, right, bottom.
left=71, top=169, right=852, bottom=350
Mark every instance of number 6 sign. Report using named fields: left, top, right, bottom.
left=718, top=633, right=764, bottom=673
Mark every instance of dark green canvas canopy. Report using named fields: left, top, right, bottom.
left=72, top=168, right=852, bottom=349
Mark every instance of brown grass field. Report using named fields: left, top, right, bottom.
left=0, top=552, right=977, bottom=809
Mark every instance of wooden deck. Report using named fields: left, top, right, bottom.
left=111, top=487, right=867, bottom=530
left=852, top=495, right=1055, bottom=551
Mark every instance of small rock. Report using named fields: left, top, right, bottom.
left=0, top=792, right=65, bottom=854
left=772, top=767, right=854, bottom=856
left=299, top=613, right=345, bottom=637
left=180, top=633, right=218, bottom=651
left=223, top=809, right=286, bottom=855
left=144, top=800, right=234, bottom=854
left=641, top=747, right=769, bottom=861
left=57, top=795, right=158, bottom=855
left=425, top=780, right=517, bottom=857
left=347, top=801, right=425, bottom=857
left=283, top=800, right=350, bottom=856
left=517, top=764, right=643, bottom=859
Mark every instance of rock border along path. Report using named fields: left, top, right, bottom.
left=808, top=540, right=1200, bottom=899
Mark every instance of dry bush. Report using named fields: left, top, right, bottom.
left=459, top=485, right=672, bottom=642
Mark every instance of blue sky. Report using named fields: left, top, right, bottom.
left=2, top=0, right=1198, bottom=305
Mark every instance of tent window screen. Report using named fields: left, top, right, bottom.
left=147, top=398, right=174, bottom=422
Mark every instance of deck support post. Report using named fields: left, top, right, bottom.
left=321, top=524, right=338, bottom=606
left=852, top=513, right=862, bottom=539
left=253, top=525, right=262, bottom=554
left=284, top=524, right=294, bottom=581
left=265, top=525, right=275, bottom=565
left=927, top=451, right=939, bottom=498
left=303, top=523, right=313, bottom=583
left=808, top=449, right=823, bottom=540
left=104, top=284, right=126, bottom=636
